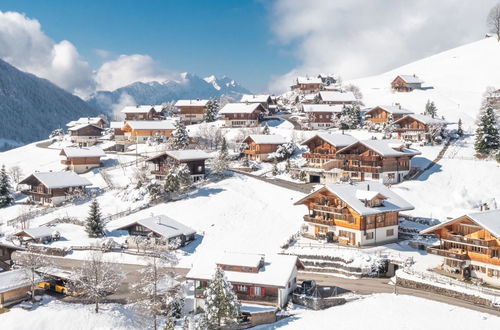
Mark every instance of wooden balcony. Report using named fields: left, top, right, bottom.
left=312, top=204, right=345, bottom=215
left=304, top=215, right=334, bottom=226
left=61, top=160, right=71, bottom=165
left=444, top=234, right=497, bottom=247
left=394, top=127, right=427, bottom=132
left=338, top=155, right=381, bottom=161
left=243, top=150, right=258, bottom=155
left=343, top=166, right=381, bottom=174
left=302, top=153, right=337, bottom=159
left=304, top=214, right=355, bottom=224
left=427, top=246, right=468, bottom=260
left=21, top=190, right=51, bottom=197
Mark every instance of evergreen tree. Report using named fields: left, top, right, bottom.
left=204, top=267, right=240, bottom=328
left=165, top=170, right=181, bottom=195
left=313, top=94, right=321, bottom=104
left=171, top=120, right=189, bottom=150
left=457, top=118, right=464, bottom=137
left=424, top=100, right=438, bottom=118
left=204, top=99, right=219, bottom=123
left=0, top=165, right=14, bottom=208
left=262, top=123, right=270, bottom=135
left=272, top=159, right=278, bottom=176
left=285, top=159, right=292, bottom=173
left=475, top=106, right=500, bottom=155
left=212, top=137, right=230, bottom=174
left=85, top=199, right=105, bottom=237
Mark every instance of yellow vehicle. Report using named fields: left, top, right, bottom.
left=38, top=281, right=51, bottom=290
left=38, top=280, right=81, bottom=297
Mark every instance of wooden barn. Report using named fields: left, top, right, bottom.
left=60, top=147, right=105, bottom=173
left=391, top=75, right=423, bottom=92
left=146, top=149, right=210, bottom=182
left=242, top=134, right=286, bottom=162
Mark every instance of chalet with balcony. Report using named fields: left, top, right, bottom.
left=66, top=116, right=107, bottom=128
left=175, top=99, right=210, bottom=124
left=393, top=114, right=447, bottom=142
left=219, top=103, right=267, bottom=128
left=318, top=91, right=357, bottom=105
left=364, top=105, right=414, bottom=124
left=68, top=124, right=104, bottom=147
left=240, top=94, right=274, bottom=112
left=19, top=172, right=91, bottom=206
left=291, top=76, right=323, bottom=94
left=145, top=149, right=210, bottom=182
left=187, top=253, right=303, bottom=309
left=60, top=147, right=105, bottom=173
left=295, top=182, right=414, bottom=246
left=110, top=121, right=125, bottom=141
left=242, top=135, right=286, bottom=162
left=391, top=75, right=423, bottom=92
left=114, top=214, right=196, bottom=247
left=121, top=120, right=176, bottom=143
left=421, top=209, right=500, bottom=286
left=121, top=105, right=163, bottom=121
left=301, top=133, right=357, bottom=169
left=302, top=104, right=345, bottom=129
left=336, top=139, right=421, bottom=184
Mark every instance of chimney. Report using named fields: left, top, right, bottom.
left=364, top=199, right=368, bottom=207
left=367, top=184, right=370, bottom=191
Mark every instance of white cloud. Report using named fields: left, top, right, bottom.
left=269, top=0, right=498, bottom=92
left=0, top=11, right=94, bottom=96
left=94, top=54, right=173, bottom=91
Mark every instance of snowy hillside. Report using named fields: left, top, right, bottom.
left=0, top=59, right=101, bottom=151
left=88, top=72, right=251, bottom=115
left=350, top=37, right=500, bottom=128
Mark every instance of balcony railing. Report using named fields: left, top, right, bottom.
left=302, top=153, right=337, bottom=159
left=304, top=214, right=355, bottom=224
left=444, top=234, right=497, bottom=247
left=343, top=166, right=382, bottom=174
left=243, top=150, right=258, bottom=155
left=313, top=204, right=345, bottom=214
left=427, top=246, right=468, bottom=260
left=338, top=155, right=381, bottom=161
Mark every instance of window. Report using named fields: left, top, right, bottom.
left=386, top=229, right=394, bottom=236
left=372, top=173, right=380, bottom=179
left=237, top=285, right=248, bottom=292
left=254, top=286, right=262, bottom=296
left=387, top=173, right=395, bottom=180
left=366, top=232, right=374, bottom=239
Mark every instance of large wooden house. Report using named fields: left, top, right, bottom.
left=302, top=104, right=345, bottom=129
left=242, top=134, right=286, bottom=162
left=19, top=172, right=92, bottom=206
left=391, top=75, right=423, bottom=92
left=175, top=99, right=210, bottom=124
left=146, top=149, right=210, bottom=182
left=291, top=76, right=323, bottom=94
left=393, top=114, right=447, bottom=142
left=295, top=182, right=414, bottom=246
left=318, top=91, right=357, bottom=105
left=187, top=253, right=303, bottom=309
left=336, top=139, right=421, bottom=184
left=66, top=116, right=107, bottom=128
left=121, top=120, right=176, bottom=143
left=364, top=105, right=414, bottom=123
left=68, top=124, right=104, bottom=147
left=421, top=209, right=500, bottom=286
left=60, top=147, right=105, bottom=173
left=301, top=133, right=357, bottom=169
left=121, top=105, right=163, bottom=121
left=240, top=94, right=274, bottom=112
left=110, top=121, right=125, bottom=141
left=219, top=103, right=267, bottom=128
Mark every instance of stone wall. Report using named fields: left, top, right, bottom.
left=292, top=294, right=346, bottom=310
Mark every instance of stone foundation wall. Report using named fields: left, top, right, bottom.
left=292, top=294, right=346, bottom=310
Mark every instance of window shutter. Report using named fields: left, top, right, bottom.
left=249, top=286, right=254, bottom=296
left=261, top=287, right=265, bottom=297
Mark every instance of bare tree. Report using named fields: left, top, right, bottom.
left=15, top=248, right=52, bottom=302
left=71, top=250, right=124, bottom=313
left=8, top=165, right=23, bottom=187
left=487, top=4, right=500, bottom=41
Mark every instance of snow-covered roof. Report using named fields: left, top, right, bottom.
left=219, top=103, right=266, bottom=114
left=302, top=104, right=345, bottom=113
left=297, top=76, right=322, bottom=84
left=338, top=139, right=421, bottom=157
left=36, top=267, right=77, bottom=281
left=165, top=150, right=211, bottom=161
left=239, top=94, right=271, bottom=103
left=66, top=117, right=106, bottom=127
left=15, top=226, right=55, bottom=239
left=367, top=105, right=414, bottom=115
left=124, top=120, right=176, bottom=130
left=355, top=190, right=385, bottom=201
left=109, top=121, right=125, bottom=129
left=319, top=91, right=357, bottom=102
left=0, top=269, right=33, bottom=293
left=114, top=215, right=195, bottom=239
left=302, top=94, right=318, bottom=101
left=421, top=209, right=500, bottom=238
left=187, top=253, right=299, bottom=288
left=394, top=114, right=447, bottom=125
left=245, top=135, right=286, bottom=145
left=60, top=146, right=105, bottom=158
left=301, top=133, right=357, bottom=148
left=296, top=182, right=414, bottom=216
left=20, top=171, right=92, bottom=189
left=397, top=75, right=424, bottom=84
left=121, top=105, right=160, bottom=114
left=67, top=123, right=104, bottom=132
left=175, top=99, right=210, bottom=107
left=216, top=252, right=263, bottom=268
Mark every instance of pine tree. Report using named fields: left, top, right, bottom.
left=171, top=120, right=189, bottom=150
left=204, top=99, right=219, bottom=122
left=475, top=106, right=500, bottom=156
left=85, top=199, right=105, bottom=237
left=262, top=123, right=270, bottom=135
left=0, top=164, right=14, bottom=208
left=285, top=159, right=292, bottom=173
left=424, top=100, right=438, bottom=118
left=313, top=94, right=321, bottom=104
left=204, top=267, right=240, bottom=328
left=272, top=159, right=278, bottom=176
left=457, top=118, right=464, bottom=137
left=212, top=137, right=230, bottom=174
left=165, top=170, right=181, bottom=195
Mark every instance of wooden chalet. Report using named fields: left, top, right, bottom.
left=318, top=91, right=357, bottom=105
left=68, top=124, right=104, bottom=147
left=14, top=226, right=58, bottom=244
left=187, top=253, right=303, bottom=309
left=391, top=75, right=423, bottom=92
left=0, top=243, right=24, bottom=271
left=421, top=209, right=500, bottom=286
left=60, top=146, right=105, bottom=173
left=115, top=215, right=196, bottom=247
left=486, top=89, right=500, bottom=110
left=242, top=134, right=286, bottom=162
left=364, top=105, right=414, bottom=123
left=301, top=133, right=357, bottom=169
left=146, top=149, right=210, bottom=182
left=66, top=116, right=107, bottom=128
left=19, top=171, right=91, bottom=206
left=121, top=120, right=176, bottom=143
left=219, top=103, right=267, bottom=128
left=121, top=105, right=163, bottom=121
left=175, top=99, right=210, bottom=124
left=295, top=182, right=414, bottom=246
left=302, top=104, right=344, bottom=129
left=336, top=139, right=421, bottom=184
left=110, top=121, right=125, bottom=141
left=240, top=94, right=274, bottom=112
left=291, top=76, right=323, bottom=94
left=0, top=269, right=37, bottom=307
left=393, top=114, right=447, bottom=142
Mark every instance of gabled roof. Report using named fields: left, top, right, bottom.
left=187, top=253, right=300, bottom=288
left=294, top=182, right=414, bottom=216
left=66, top=117, right=106, bottom=128
left=123, top=120, right=176, bottom=130
left=175, top=99, right=210, bottom=107
left=114, top=215, right=195, bottom=239
left=366, top=105, right=414, bottom=115
left=67, top=123, right=104, bottom=132
left=296, top=76, right=322, bottom=84
left=239, top=94, right=271, bottom=103
left=301, top=133, right=357, bottom=148
left=302, top=104, right=345, bottom=113
left=337, top=139, right=421, bottom=157
left=396, top=75, right=423, bottom=84
left=15, top=226, right=55, bottom=239
left=20, top=171, right=92, bottom=189
left=121, top=105, right=160, bottom=114
left=216, top=252, right=263, bottom=268
left=244, top=134, right=286, bottom=145
left=146, top=149, right=211, bottom=162
left=60, top=146, right=105, bottom=158
left=302, top=94, right=318, bottom=101
left=319, top=91, right=356, bottom=103
left=421, top=209, right=500, bottom=237
left=394, top=114, right=448, bottom=126
left=0, top=269, right=34, bottom=293
left=219, top=103, right=267, bottom=114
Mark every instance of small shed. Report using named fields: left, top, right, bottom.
left=14, top=227, right=60, bottom=244
left=0, top=269, right=33, bottom=307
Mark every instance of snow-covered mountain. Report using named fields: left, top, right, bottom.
left=87, top=73, right=251, bottom=115
left=0, top=59, right=101, bottom=151
left=350, top=37, right=500, bottom=128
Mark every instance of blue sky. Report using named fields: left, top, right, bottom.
left=0, top=0, right=297, bottom=92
